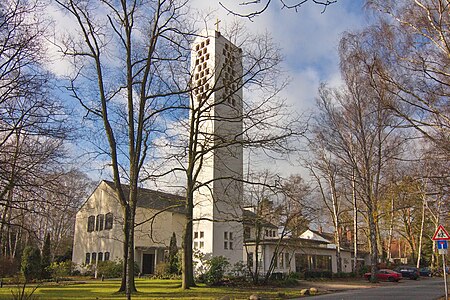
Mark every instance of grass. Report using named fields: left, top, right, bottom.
left=0, top=278, right=304, bottom=299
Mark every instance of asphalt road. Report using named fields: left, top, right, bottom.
left=297, top=278, right=448, bottom=300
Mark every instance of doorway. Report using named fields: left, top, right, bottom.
left=142, top=253, right=155, bottom=274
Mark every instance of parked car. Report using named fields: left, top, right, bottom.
left=364, top=269, right=403, bottom=282
left=419, top=267, right=432, bottom=277
left=394, top=266, right=420, bottom=280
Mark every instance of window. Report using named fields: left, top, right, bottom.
left=194, top=232, right=198, bottom=239
left=194, top=241, right=198, bottom=249
left=285, top=253, right=290, bottom=267
left=244, top=227, right=251, bottom=239
left=274, top=253, right=278, bottom=268
left=199, top=241, right=204, bottom=249
left=87, top=216, right=95, bottom=232
left=279, top=252, right=284, bottom=268
left=91, top=252, right=97, bottom=263
left=105, top=213, right=113, bottom=230
left=96, top=214, right=104, bottom=231
left=200, top=231, right=204, bottom=238
left=224, top=231, right=233, bottom=250
left=98, top=252, right=103, bottom=262
left=265, top=229, right=268, bottom=237
left=104, top=252, right=110, bottom=261
left=85, top=253, right=91, bottom=265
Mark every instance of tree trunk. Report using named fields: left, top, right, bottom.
left=387, top=196, right=395, bottom=263
left=416, top=193, right=426, bottom=268
left=368, top=201, right=379, bottom=282
left=182, top=191, right=195, bottom=289
left=119, top=206, right=130, bottom=292
left=352, top=170, right=359, bottom=273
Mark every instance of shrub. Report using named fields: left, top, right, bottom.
left=204, top=256, right=229, bottom=286
left=21, top=246, right=42, bottom=282
left=48, top=261, right=74, bottom=281
left=0, top=256, right=19, bottom=277
left=96, top=260, right=122, bottom=278
left=94, top=260, right=139, bottom=279
left=41, top=233, right=51, bottom=279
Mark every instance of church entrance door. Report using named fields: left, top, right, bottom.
left=142, top=253, right=155, bottom=274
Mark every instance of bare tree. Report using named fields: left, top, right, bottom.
left=53, top=0, right=195, bottom=296
left=365, top=0, right=450, bottom=154
left=219, top=0, right=337, bottom=20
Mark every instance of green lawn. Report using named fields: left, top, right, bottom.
left=0, top=279, right=304, bottom=299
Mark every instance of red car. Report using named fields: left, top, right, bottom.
left=364, top=269, right=403, bottom=282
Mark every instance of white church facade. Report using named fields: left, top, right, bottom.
left=72, top=29, right=356, bottom=276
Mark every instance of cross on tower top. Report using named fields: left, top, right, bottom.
left=215, top=18, right=221, bottom=32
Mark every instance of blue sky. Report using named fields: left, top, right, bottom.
left=192, top=0, right=369, bottom=113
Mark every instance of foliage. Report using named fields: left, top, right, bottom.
left=168, top=233, right=180, bottom=275
left=358, top=265, right=369, bottom=276
left=41, top=234, right=51, bottom=279
left=153, top=262, right=181, bottom=280
left=47, top=261, right=74, bottom=280
left=96, top=260, right=123, bottom=279
left=204, top=256, right=230, bottom=286
left=0, top=256, right=19, bottom=277
left=95, top=260, right=140, bottom=279
left=21, top=246, right=42, bottom=282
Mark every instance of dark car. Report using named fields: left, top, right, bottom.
left=419, top=267, right=432, bottom=277
left=364, top=269, right=402, bottom=282
left=394, top=266, right=419, bottom=280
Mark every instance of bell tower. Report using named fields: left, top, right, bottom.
left=191, top=28, right=244, bottom=265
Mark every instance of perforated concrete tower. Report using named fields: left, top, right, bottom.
left=191, top=29, right=244, bottom=265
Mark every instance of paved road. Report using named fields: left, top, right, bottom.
left=296, top=278, right=448, bottom=300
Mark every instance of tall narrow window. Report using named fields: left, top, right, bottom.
left=87, top=216, right=95, bottom=232
left=96, top=214, right=104, bottom=231
left=98, top=252, right=103, bottom=262
left=105, top=213, right=113, bottom=230
left=104, top=252, right=110, bottom=261
left=85, top=253, right=91, bottom=265
left=91, top=252, right=97, bottom=264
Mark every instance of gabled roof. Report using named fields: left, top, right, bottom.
left=103, top=180, right=186, bottom=214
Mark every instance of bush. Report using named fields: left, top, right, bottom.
left=358, top=265, right=369, bottom=276
left=96, top=260, right=122, bottom=278
left=48, top=261, right=74, bottom=281
left=0, top=256, right=19, bottom=277
left=21, top=246, right=42, bottom=282
left=204, top=256, right=229, bottom=286
left=94, top=260, right=140, bottom=279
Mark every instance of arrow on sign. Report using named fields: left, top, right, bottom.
left=432, top=225, right=450, bottom=241
left=437, top=241, right=448, bottom=250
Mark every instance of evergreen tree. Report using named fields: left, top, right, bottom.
left=21, top=246, right=42, bottom=282
left=168, top=233, right=179, bottom=274
left=41, top=233, right=52, bottom=279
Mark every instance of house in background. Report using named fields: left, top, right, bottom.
left=242, top=213, right=355, bottom=275
left=72, top=180, right=186, bottom=274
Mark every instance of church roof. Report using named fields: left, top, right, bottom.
left=103, top=180, right=186, bottom=214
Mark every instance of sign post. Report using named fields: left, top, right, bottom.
left=432, top=225, right=450, bottom=300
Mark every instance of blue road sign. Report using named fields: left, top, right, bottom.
left=437, top=240, right=448, bottom=249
